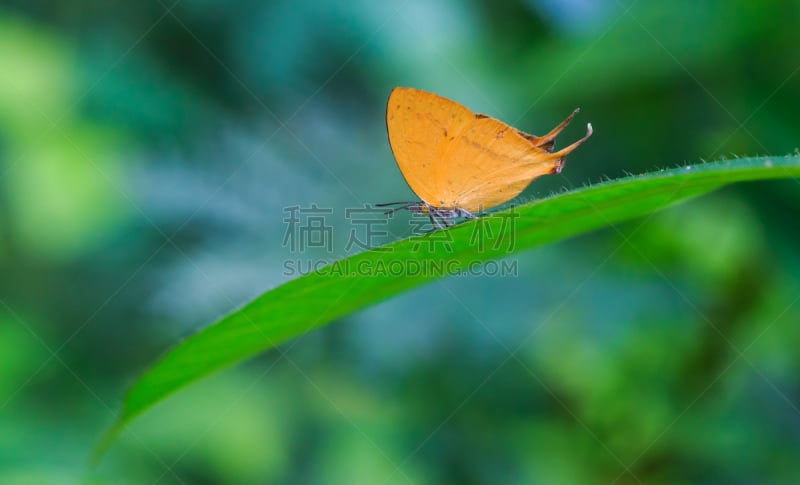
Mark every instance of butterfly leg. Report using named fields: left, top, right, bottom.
left=427, top=211, right=444, bottom=230
left=457, top=209, right=479, bottom=220
left=432, top=208, right=454, bottom=228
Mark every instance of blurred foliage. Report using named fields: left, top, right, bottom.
left=0, top=0, right=798, bottom=483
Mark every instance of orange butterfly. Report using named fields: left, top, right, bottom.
left=379, top=87, right=592, bottom=228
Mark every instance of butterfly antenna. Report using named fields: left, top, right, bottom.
left=376, top=201, right=417, bottom=216
left=375, top=201, right=413, bottom=207
left=382, top=206, right=403, bottom=216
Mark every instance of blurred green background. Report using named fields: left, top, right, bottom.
left=1, top=0, right=799, bottom=483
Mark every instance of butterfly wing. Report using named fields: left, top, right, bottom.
left=386, top=87, right=591, bottom=212
left=434, top=113, right=592, bottom=212
left=386, top=87, right=473, bottom=205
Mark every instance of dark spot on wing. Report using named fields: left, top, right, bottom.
left=475, top=113, right=489, bottom=119
left=443, top=128, right=448, bottom=137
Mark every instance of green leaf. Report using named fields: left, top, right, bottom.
left=93, top=154, right=799, bottom=461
